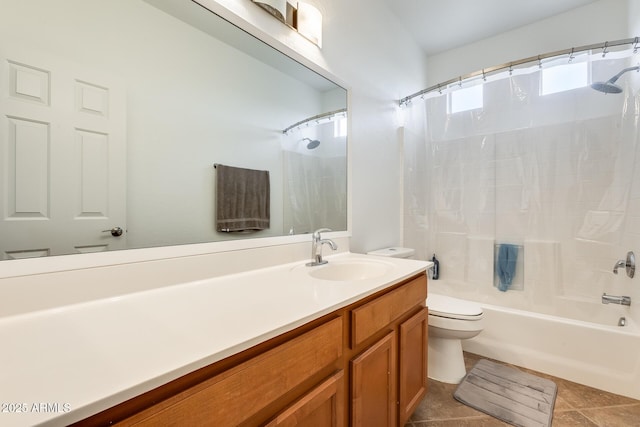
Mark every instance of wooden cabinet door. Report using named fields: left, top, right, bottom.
left=351, top=331, right=397, bottom=427
left=266, top=371, right=344, bottom=427
left=398, top=308, right=428, bottom=426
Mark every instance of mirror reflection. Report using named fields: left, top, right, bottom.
left=0, top=0, right=347, bottom=260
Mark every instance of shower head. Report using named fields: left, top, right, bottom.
left=302, top=137, right=320, bottom=150
left=590, top=81, right=623, bottom=94
left=591, top=65, right=640, bottom=94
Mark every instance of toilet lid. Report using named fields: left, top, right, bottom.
left=427, top=293, right=483, bottom=320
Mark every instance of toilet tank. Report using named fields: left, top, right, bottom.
left=367, top=247, right=415, bottom=259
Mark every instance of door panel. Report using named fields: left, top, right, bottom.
left=0, top=46, right=126, bottom=259
left=8, top=116, right=49, bottom=218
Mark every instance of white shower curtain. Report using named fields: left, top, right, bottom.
left=283, top=151, right=347, bottom=234
left=403, top=48, right=640, bottom=323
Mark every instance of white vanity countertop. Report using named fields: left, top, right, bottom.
left=0, top=252, right=429, bottom=426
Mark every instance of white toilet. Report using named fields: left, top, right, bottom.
left=367, top=247, right=484, bottom=384
left=427, top=293, right=484, bottom=383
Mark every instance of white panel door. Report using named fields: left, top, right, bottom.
left=0, top=47, right=126, bottom=259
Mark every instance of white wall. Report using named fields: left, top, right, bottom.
left=426, top=0, right=628, bottom=86
left=629, top=0, right=640, bottom=38
left=314, top=0, right=428, bottom=253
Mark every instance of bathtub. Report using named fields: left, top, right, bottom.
left=462, top=303, right=640, bottom=399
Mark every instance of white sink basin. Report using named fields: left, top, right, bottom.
left=308, top=260, right=392, bottom=282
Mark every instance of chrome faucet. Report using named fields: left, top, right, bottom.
left=602, top=293, right=631, bottom=306
left=613, top=251, right=635, bottom=278
left=306, top=228, right=337, bottom=266
left=613, top=260, right=627, bottom=273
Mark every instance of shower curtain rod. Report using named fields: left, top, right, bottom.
left=282, top=108, right=347, bottom=134
left=399, top=36, right=640, bottom=107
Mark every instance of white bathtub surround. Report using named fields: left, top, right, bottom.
left=464, top=303, right=640, bottom=400
left=465, top=236, right=495, bottom=286
left=426, top=238, right=563, bottom=312
left=523, top=240, right=561, bottom=307
left=0, top=252, right=428, bottom=426
left=434, top=232, right=467, bottom=283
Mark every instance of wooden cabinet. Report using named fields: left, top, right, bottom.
left=75, top=273, right=428, bottom=427
left=117, top=317, right=343, bottom=427
left=398, top=308, right=429, bottom=425
left=351, top=275, right=427, bottom=348
left=351, top=332, right=397, bottom=427
left=349, top=275, right=428, bottom=427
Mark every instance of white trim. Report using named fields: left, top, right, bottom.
left=0, top=231, right=351, bottom=279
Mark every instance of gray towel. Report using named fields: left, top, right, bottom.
left=215, top=164, right=270, bottom=232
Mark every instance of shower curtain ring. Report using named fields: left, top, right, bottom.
left=634, top=37, right=639, bottom=54
left=602, top=41, right=609, bottom=58
left=437, top=84, right=442, bottom=94
left=509, top=65, right=513, bottom=76
left=568, top=48, right=575, bottom=63
left=482, top=69, right=486, bottom=81
left=537, top=55, right=542, bottom=69
left=458, top=76, right=462, bottom=87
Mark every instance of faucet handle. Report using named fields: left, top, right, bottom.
left=312, top=228, right=332, bottom=238
left=613, top=251, right=635, bottom=278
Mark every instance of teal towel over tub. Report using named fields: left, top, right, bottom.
left=496, top=244, right=518, bottom=292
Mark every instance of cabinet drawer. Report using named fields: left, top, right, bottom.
left=126, top=316, right=343, bottom=427
left=351, top=274, right=426, bottom=347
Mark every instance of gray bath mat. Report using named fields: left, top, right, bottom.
left=453, top=359, right=557, bottom=427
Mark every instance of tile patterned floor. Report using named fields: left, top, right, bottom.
left=406, top=352, right=640, bottom=426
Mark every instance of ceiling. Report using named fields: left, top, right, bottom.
left=385, top=0, right=599, bottom=55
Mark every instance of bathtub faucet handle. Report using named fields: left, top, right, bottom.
left=613, top=260, right=626, bottom=274
left=612, top=251, right=635, bottom=278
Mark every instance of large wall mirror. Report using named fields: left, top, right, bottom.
left=0, top=0, right=348, bottom=261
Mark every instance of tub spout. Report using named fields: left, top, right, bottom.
left=602, top=293, right=631, bottom=306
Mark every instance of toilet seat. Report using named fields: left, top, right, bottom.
left=427, top=294, right=483, bottom=321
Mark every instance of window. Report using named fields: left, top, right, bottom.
left=449, top=84, right=483, bottom=114
left=540, top=61, right=588, bottom=95
left=334, top=117, right=347, bottom=137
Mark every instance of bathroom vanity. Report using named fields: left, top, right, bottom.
left=82, top=273, right=428, bottom=426
left=0, top=253, right=429, bottom=427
